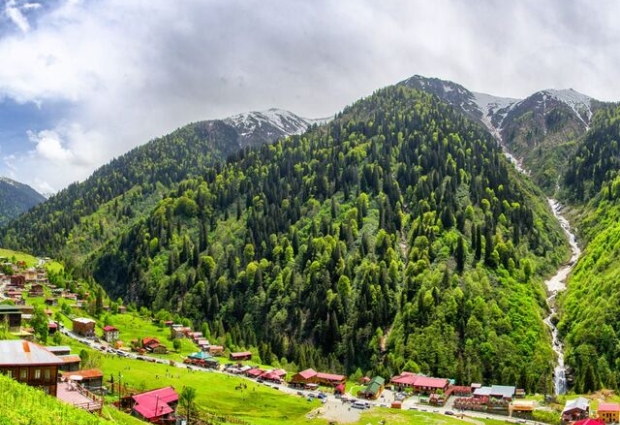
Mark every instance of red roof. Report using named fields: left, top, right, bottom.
left=132, top=387, right=178, bottom=420
left=413, top=376, right=449, bottom=389
left=297, top=368, right=317, bottom=380
left=574, top=419, right=605, bottom=425
left=60, top=355, right=81, bottom=363
left=391, top=373, right=419, bottom=386
left=261, top=372, right=282, bottom=382
left=103, top=325, right=118, bottom=332
left=230, top=351, right=252, bottom=358
left=598, top=403, right=620, bottom=412
left=247, top=368, right=263, bottom=377
left=317, top=372, right=345, bottom=382
left=271, top=369, right=287, bottom=377
left=142, top=337, right=159, bottom=347
left=61, top=368, right=103, bottom=379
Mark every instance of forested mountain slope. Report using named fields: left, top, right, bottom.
left=402, top=75, right=610, bottom=195
left=557, top=104, right=620, bottom=392
left=1, top=110, right=317, bottom=263
left=84, top=86, right=567, bottom=389
left=0, top=177, right=45, bottom=226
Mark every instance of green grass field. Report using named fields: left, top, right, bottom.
left=0, top=248, right=37, bottom=267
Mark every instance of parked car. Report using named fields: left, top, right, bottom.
left=351, top=401, right=370, bottom=409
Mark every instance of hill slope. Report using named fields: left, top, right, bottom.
left=401, top=75, right=610, bottom=194
left=557, top=104, right=620, bottom=392
left=83, top=85, right=567, bottom=389
left=0, top=177, right=45, bottom=226
left=1, top=109, right=318, bottom=262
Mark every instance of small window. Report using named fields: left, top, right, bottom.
left=44, top=369, right=51, bottom=380
left=34, top=369, right=41, bottom=379
left=5, top=370, right=13, bottom=378
left=19, top=369, right=27, bottom=380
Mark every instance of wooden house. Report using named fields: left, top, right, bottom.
left=229, top=351, right=252, bottom=361
left=0, top=340, right=63, bottom=396
left=61, top=369, right=104, bottom=392
left=0, top=305, right=22, bottom=332
left=597, top=403, right=620, bottom=424
left=72, top=318, right=96, bottom=337
left=102, top=325, right=119, bottom=343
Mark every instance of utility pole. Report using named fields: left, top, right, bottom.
left=118, top=372, right=123, bottom=406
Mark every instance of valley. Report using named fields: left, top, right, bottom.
left=1, top=75, right=620, bottom=425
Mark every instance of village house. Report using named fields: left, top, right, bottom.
left=131, top=386, right=179, bottom=423
left=61, top=369, right=104, bottom=392
left=170, top=324, right=186, bottom=339
left=207, top=345, right=224, bottom=356
left=102, top=325, right=120, bottom=343
left=360, top=376, right=385, bottom=399
left=290, top=368, right=346, bottom=387
left=597, top=403, right=620, bottom=424
left=562, top=397, right=590, bottom=423
left=0, top=340, right=64, bottom=396
left=28, top=283, right=44, bottom=297
left=229, top=351, right=252, bottom=361
left=142, top=337, right=168, bottom=354
left=24, top=268, right=37, bottom=282
left=44, top=298, right=58, bottom=306
left=0, top=305, right=22, bottom=332
left=72, top=318, right=96, bottom=337
left=9, top=275, right=25, bottom=287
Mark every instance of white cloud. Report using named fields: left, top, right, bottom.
left=1, top=0, right=620, bottom=192
left=28, top=129, right=74, bottom=162
left=5, top=0, right=31, bottom=33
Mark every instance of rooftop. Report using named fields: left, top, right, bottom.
left=490, top=385, right=516, bottom=398
left=132, top=386, right=178, bottom=420
left=61, top=369, right=103, bottom=380
left=563, top=397, right=590, bottom=413
left=297, top=368, right=317, bottom=379
left=598, top=402, right=620, bottom=412
left=72, top=317, right=95, bottom=325
left=0, top=340, right=64, bottom=366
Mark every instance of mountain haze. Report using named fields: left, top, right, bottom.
left=0, top=177, right=45, bottom=226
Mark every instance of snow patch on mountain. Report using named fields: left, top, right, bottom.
left=543, top=89, right=593, bottom=129
left=225, top=108, right=324, bottom=138
left=471, top=92, right=520, bottom=133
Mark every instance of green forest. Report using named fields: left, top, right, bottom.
left=2, top=86, right=571, bottom=391
left=557, top=105, right=620, bottom=392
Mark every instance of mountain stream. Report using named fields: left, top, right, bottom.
left=542, top=200, right=581, bottom=395
left=503, top=150, right=581, bottom=395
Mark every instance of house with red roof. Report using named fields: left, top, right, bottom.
left=390, top=371, right=419, bottom=388
left=290, top=368, right=318, bottom=386
left=390, top=372, right=449, bottom=394
left=316, top=372, right=346, bottom=387
left=229, top=351, right=252, bottom=361
left=102, top=325, right=119, bottom=343
left=412, top=376, right=449, bottom=394
left=597, top=403, right=620, bottom=424
left=131, top=386, right=179, bottom=423
left=290, top=368, right=345, bottom=387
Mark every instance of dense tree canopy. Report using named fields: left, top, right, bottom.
left=46, top=86, right=567, bottom=389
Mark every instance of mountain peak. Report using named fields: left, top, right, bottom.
left=224, top=108, right=312, bottom=139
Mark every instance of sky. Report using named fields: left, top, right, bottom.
left=1, top=0, right=620, bottom=194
